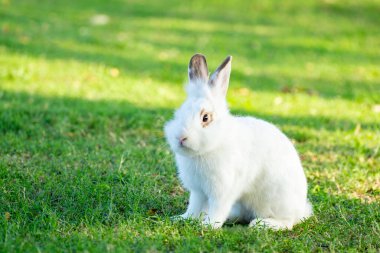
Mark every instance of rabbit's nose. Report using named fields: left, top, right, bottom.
left=179, top=137, right=188, bottom=146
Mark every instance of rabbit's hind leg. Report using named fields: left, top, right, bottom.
left=249, top=218, right=294, bottom=230
left=226, top=202, right=252, bottom=224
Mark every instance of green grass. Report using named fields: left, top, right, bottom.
left=1, top=0, right=380, bottom=251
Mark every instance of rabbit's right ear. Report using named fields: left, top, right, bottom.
left=188, top=54, right=209, bottom=83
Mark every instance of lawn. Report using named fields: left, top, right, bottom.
left=1, top=0, right=380, bottom=252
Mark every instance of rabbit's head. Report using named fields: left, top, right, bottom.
left=165, top=54, right=232, bottom=156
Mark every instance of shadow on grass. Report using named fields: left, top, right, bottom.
left=317, top=0, right=380, bottom=28
left=0, top=90, right=378, bottom=229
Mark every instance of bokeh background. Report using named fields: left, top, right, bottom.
left=1, top=0, right=379, bottom=252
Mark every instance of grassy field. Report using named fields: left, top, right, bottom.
left=1, top=0, right=380, bottom=251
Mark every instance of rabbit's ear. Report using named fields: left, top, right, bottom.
left=209, top=56, right=232, bottom=97
left=188, top=54, right=209, bottom=83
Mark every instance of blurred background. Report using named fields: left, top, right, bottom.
left=1, top=0, right=380, bottom=104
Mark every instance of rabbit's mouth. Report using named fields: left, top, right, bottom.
left=176, top=144, right=199, bottom=157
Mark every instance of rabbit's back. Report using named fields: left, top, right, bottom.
left=232, top=116, right=309, bottom=221
left=233, top=115, right=306, bottom=186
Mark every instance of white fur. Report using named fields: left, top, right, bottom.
left=164, top=54, right=312, bottom=230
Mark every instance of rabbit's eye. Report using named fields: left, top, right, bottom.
left=200, top=111, right=213, bottom=127
left=202, top=114, right=209, bottom=122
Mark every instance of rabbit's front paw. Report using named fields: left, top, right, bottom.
left=202, top=216, right=223, bottom=229
left=170, top=213, right=188, bottom=221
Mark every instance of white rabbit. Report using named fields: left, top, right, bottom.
left=164, top=54, right=312, bottom=230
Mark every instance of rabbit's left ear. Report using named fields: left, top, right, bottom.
left=209, top=56, right=232, bottom=97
